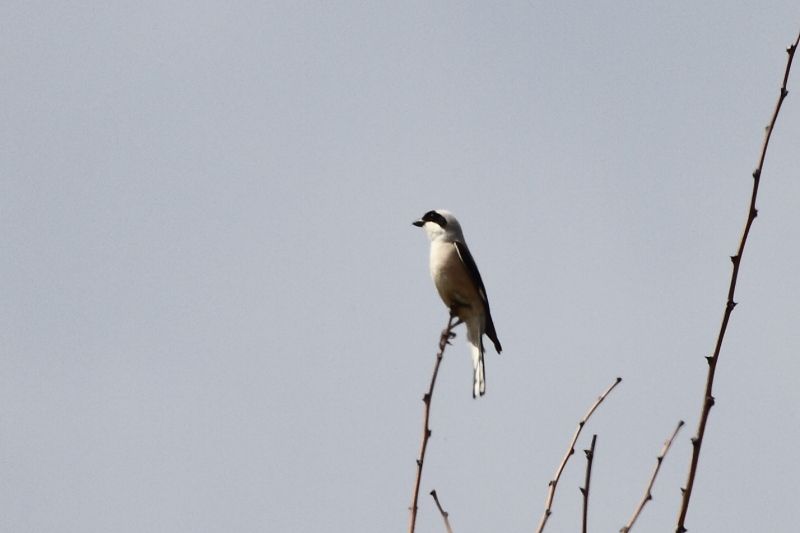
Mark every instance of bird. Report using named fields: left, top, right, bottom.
left=413, top=209, right=502, bottom=397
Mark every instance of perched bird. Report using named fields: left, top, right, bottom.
left=413, top=209, right=502, bottom=397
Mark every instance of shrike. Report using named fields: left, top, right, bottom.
left=413, top=209, right=502, bottom=397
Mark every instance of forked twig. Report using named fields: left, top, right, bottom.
left=430, top=490, right=455, bottom=533
left=536, top=376, right=622, bottom=533
left=675, top=32, right=800, bottom=533
left=408, top=315, right=459, bottom=533
left=580, top=434, right=598, bottom=533
left=621, top=420, right=684, bottom=532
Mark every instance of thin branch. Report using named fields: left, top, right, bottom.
left=580, top=434, right=598, bottom=533
left=675, top=31, right=800, bottom=533
left=430, top=490, right=455, bottom=533
left=408, top=314, right=459, bottom=533
left=621, top=420, right=684, bottom=532
left=535, top=376, right=622, bottom=533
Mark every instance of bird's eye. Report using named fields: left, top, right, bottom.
left=422, top=211, right=447, bottom=228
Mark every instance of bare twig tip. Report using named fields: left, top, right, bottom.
left=537, top=377, right=619, bottom=533
left=429, top=489, right=453, bottom=531
left=622, top=420, right=683, bottom=531
left=581, top=434, right=597, bottom=533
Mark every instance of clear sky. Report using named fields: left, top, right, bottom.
left=3, top=2, right=800, bottom=532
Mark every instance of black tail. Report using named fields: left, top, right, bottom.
left=485, top=312, right=502, bottom=353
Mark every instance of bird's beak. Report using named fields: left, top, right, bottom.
left=412, top=219, right=424, bottom=227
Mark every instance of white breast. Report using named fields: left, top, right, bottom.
left=428, top=240, right=480, bottom=315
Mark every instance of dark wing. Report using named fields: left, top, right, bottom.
left=454, top=240, right=502, bottom=353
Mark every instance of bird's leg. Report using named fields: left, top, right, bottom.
left=437, top=309, right=460, bottom=345
left=448, top=308, right=464, bottom=329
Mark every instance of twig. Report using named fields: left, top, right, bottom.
left=408, top=314, right=459, bottom=533
left=430, top=490, right=455, bottom=533
left=580, top=434, right=598, bottom=533
left=675, top=32, right=800, bottom=533
left=535, top=376, right=622, bottom=533
left=621, top=420, right=684, bottom=532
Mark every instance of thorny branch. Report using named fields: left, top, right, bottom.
left=676, top=32, right=800, bottom=532
left=580, top=434, right=598, bottom=533
left=535, top=376, right=622, bottom=533
left=621, top=420, right=684, bottom=532
left=408, top=314, right=459, bottom=533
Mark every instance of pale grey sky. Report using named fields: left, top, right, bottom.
left=3, top=2, right=800, bottom=532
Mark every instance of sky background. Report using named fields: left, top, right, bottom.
left=3, top=2, right=800, bottom=532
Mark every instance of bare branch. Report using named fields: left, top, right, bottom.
left=621, top=420, right=684, bottom=532
left=430, top=490, right=455, bottom=533
left=580, top=434, right=598, bottom=533
left=675, top=31, right=800, bottom=533
left=408, top=315, right=459, bottom=533
left=536, top=376, right=622, bottom=533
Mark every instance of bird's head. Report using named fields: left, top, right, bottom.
left=412, top=209, right=463, bottom=242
